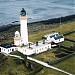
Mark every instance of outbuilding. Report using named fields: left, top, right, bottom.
left=0, top=44, right=18, bottom=54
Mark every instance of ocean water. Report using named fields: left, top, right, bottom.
left=0, top=0, right=75, bottom=26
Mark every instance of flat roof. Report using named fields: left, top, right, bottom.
left=0, top=44, right=16, bottom=48
left=44, top=32, right=59, bottom=37
left=25, top=40, right=51, bottom=49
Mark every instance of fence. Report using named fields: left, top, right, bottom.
left=47, top=52, right=75, bottom=65
left=63, top=31, right=75, bottom=36
left=65, top=38, right=75, bottom=43
left=47, top=45, right=75, bottom=65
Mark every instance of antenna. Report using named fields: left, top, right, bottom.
left=60, top=17, right=61, bottom=30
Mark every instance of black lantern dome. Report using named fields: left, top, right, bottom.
left=20, top=8, right=26, bottom=16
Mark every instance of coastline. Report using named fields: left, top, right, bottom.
left=0, top=14, right=75, bottom=45
left=0, top=14, right=75, bottom=32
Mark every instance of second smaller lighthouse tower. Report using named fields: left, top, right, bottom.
left=20, top=8, right=28, bottom=45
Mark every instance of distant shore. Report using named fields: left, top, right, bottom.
left=0, top=14, right=75, bottom=32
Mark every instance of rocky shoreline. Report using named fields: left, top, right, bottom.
left=0, top=14, right=75, bottom=32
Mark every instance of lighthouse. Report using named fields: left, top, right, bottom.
left=20, top=8, right=28, bottom=45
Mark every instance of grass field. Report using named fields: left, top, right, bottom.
left=36, top=56, right=75, bottom=75
left=54, top=55, right=75, bottom=74
left=61, top=40, right=74, bottom=47
left=0, top=55, right=30, bottom=75
left=0, top=54, right=74, bottom=75
left=65, top=33, right=75, bottom=40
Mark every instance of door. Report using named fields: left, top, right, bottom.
left=0, top=48, right=1, bottom=52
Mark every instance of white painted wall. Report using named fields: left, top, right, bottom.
left=18, top=47, right=35, bottom=55
left=0, top=47, right=18, bottom=54
left=14, top=42, right=51, bottom=55
left=0, top=42, right=51, bottom=55
left=20, top=16, right=28, bottom=45
left=35, top=44, right=51, bottom=54
left=53, top=38, right=64, bottom=43
left=14, top=40, right=20, bottom=46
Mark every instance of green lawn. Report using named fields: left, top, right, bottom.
left=0, top=56, right=30, bottom=75
left=65, top=33, right=75, bottom=40
left=36, top=67, right=66, bottom=75
left=1, top=54, right=74, bottom=75
left=54, top=55, right=75, bottom=74
left=32, top=49, right=57, bottom=62
left=36, top=56, right=75, bottom=75
left=61, top=40, right=74, bottom=47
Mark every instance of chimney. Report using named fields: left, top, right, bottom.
left=36, top=42, right=38, bottom=46
left=42, top=37, right=46, bottom=44
left=43, top=39, right=45, bottom=44
left=29, top=43, right=31, bottom=48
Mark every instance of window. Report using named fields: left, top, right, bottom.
left=4, top=49, right=5, bottom=51
left=56, top=34, right=59, bottom=36
left=15, top=48, right=18, bottom=51
left=45, top=47, right=47, bottom=49
left=16, top=34, right=18, bottom=37
left=12, top=49, right=14, bottom=51
left=0, top=48, right=1, bottom=52
left=10, top=49, right=11, bottom=51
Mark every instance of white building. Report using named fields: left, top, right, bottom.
left=0, top=8, right=64, bottom=55
left=44, top=32, right=64, bottom=43
left=0, top=41, right=51, bottom=55
left=14, top=31, right=22, bottom=46
left=18, top=41, right=51, bottom=55
left=0, top=44, right=18, bottom=54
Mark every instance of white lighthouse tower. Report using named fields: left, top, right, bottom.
left=20, top=8, right=28, bottom=45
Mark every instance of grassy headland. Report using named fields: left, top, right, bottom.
left=36, top=56, right=75, bottom=75
left=0, top=53, right=30, bottom=75
left=0, top=17, right=75, bottom=75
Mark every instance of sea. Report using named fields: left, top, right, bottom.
left=0, top=0, right=75, bottom=26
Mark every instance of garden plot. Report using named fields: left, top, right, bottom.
left=61, top=40, right=74, bottom=47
